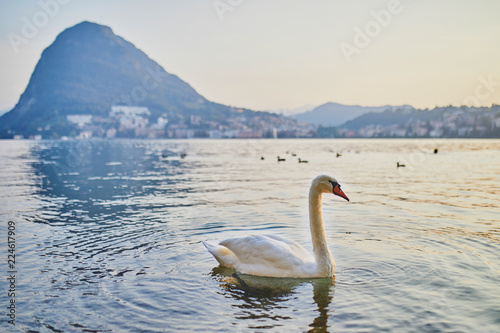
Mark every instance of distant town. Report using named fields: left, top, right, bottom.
left=330, top=105, right=500, bottom=138
left=9, top=104, right=499, bottom=140
left=10, top=105, right=313, bottom=140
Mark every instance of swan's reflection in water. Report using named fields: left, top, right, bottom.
left=210, top=267, right=334, bottom=332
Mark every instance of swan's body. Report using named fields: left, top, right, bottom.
left=203, top=175, right=349, bottom=278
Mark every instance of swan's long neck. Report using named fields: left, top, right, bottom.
left=309, top=185, right=335, bottom=275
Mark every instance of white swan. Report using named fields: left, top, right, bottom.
left=203, top=175, right=349, bottom=278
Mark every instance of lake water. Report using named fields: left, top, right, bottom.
left=1, top=138, right=499, bottom=332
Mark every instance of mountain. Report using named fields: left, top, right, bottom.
left=292, top=102, right=414, bottom=127
left=0, top=21, right=289, bottom=139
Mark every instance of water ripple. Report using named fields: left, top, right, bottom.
left=2, top=139, right=500, bottom=332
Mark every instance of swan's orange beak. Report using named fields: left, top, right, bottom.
left=333, top=184, right=349, bottom=201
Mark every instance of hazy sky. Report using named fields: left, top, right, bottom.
left=1, top=0, right=499, bottom=112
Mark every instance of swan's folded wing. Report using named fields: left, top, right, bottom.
left=219, top=234, right=314, bottom=269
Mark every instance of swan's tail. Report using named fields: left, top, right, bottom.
left=203, top=241, right=238, bottom=268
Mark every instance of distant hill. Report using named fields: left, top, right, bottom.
left=292, top=102, right=414, bottom=126
left=269, top=104, right=317, bottom=116
left=337, top=105, right=500, bottom=138
left=0, top=21, right=288, bottom=138
left=342, top=108, right=437, bottom=130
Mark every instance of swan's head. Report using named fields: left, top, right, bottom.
left=312, top=175, right=349, bottom=201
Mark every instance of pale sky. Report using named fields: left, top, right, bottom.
left=1, top=0, right=499, bottom=112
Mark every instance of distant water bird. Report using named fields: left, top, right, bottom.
left=277, top=156, right=286, bottom=162
left=336, top=153, right=342, bottom=158
left=203, top=175, right=349, bottom=278
left=261, top=156, right=265, bottom=160
left=298, top=158, right=308, bottom=163
left=162, top=154, right=168, bottom=158
left=397, top=162, right=406, bottom=168
left=434, top=148, right=438, bottom=154
left=292, top=153, right=297, bottom=157
left=180, top=153, right=187, bottom=159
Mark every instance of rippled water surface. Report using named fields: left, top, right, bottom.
left=1, top=139, right=499, bottom=332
